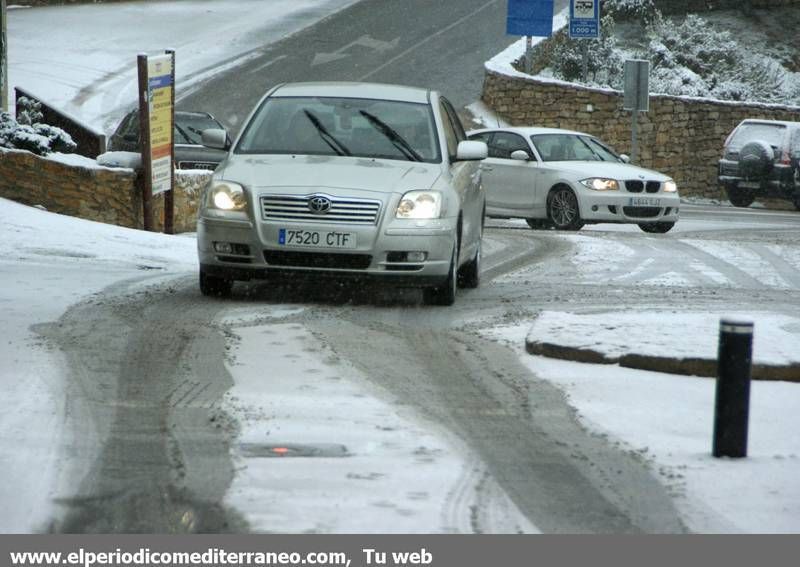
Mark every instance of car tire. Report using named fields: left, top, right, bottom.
left=793, top=195, right=800, bottom=211
left=424, top=246, right=457, bottom=306
left=726, top=185, right=756, bottom=208
left=458, top=239, right=481, bottom=289
left=638, top=222, right=675, bottom=234
left=547, top=186, right=584, bottom=231
left=199, top=268, right=233, bottom=297
left=525, top=218, right=551, bottom=230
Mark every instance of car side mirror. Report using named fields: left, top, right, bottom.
left=619, top=154, right=631, bottom=163
left=202, top=128, right=230, bottom=150
left=456, top=140, right=488, bottom=161
left=510, top=150, right=531, bottom=161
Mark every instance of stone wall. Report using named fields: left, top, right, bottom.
left=0, top=148, right=211, bottom=231
left=0, top=149, right=141, bottom=227
left=482, top=71, right=800, bottom=199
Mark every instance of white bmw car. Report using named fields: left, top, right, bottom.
left=468, top=127, right=680, bottom=233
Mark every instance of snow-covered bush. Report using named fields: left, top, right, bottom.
left=16, top=96, right=44, bottom=126
left=602, top=0, right=661, bottom=26
left=540, top=15, right=624, bottom=85
left=647, top=15, right=793, bottom=103
left=0, top=111, right=77, bottom=156
left=532, top=8, right=800, bottom=105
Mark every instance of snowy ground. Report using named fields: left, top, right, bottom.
left=0, top=197, right=197, bottom=532
left=7, top=0, right=358, bottom=132
left=484, top=322, right=800, bottom=533
left=217, top=310, right=536, bottom=533
left=3, top=195, right=798, bottom=533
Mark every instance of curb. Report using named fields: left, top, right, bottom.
left=525, top=340, right=800, bottom=383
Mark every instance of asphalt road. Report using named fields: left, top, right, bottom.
left=40, top=0, right=800, bottom=534
left=179, top=0, right=568, bottom=132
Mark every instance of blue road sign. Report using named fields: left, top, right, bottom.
left=507, top=0, right=554, bottom=38
left=569, top=0, right=600, bottom=39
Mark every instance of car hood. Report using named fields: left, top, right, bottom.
left=545, top=161, right=671, bottom=181
left=220, top=154, right=442, bottom=196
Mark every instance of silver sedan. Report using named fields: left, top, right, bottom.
left=468, top=127, right=680, bottom=233
left=197, top=82, right=488, bottom=304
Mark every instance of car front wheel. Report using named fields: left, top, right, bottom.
left=424, top=246, right=457, bottom=306
left=638, top=222, right=675, bottom=234
left=547, top=186, right=584, bottom=231
left=199, top=268, right=233, bottom=297
left=458, top=239, right=481, bottom=289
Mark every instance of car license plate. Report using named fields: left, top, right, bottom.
left=278, top=228, right=357, bottom=249
left=629, top=197, right=661, bottom=207
left=738, top=181, right=760, bottom=189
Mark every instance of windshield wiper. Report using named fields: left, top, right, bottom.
left=358, top=110, right=423, bottom=162
left=303, top=110, right=351, bottom=156
left=174, top=122, right=195, bottom=144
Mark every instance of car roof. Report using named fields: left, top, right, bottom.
left=270, top=82, right=432, bottom=104
left=469, top=126, right=593, bottom=138
left=738, top=119, right=798, bottom=128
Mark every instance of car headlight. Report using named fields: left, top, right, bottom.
left=663, top=180, right=678, bottom=193
left=396, top=191, right=442, bottom=219
left=208, top=181, right=246, bottom=211
left=580, top=178, right=619, bottom=191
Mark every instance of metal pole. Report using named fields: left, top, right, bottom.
left=525, top=35, right=533, bottom=74
left=164, top=49, right=175, bottom=235
left=631, top=109, right=638, bottom=164
left=581, top=41, right=588, bottom=83
left=137, top=54, right=154, bottom=232
left=1, top=0, right=7, bottom=112
left=713, top=318, right=753, bottom=459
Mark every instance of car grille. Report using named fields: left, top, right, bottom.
left=261, top=195, right=381, bottom=225
left=625, top=180, right=662, bottom=193
left=177, top=161, right=217, bottom=170
left=264, top=250, right=372, bottom=270
left=623, top=206, right=662, bottom=218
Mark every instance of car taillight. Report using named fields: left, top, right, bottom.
left=780, top=149, right=791, bottom=165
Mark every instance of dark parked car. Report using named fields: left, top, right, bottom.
left=718, top=119, right=800, bottom=209
left=108, top=110, right=229, bottom=170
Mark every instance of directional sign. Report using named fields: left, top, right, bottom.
left=146, top=54, right=174, bottom=196
left=569, top=0, right=600, bottom=39
left=507, top=0, right=554, bottom=38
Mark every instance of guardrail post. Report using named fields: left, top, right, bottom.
left=712, top=318, right=753, bottom=458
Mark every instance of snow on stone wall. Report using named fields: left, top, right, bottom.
left=0, top=148, right=210, bottom=232
left=481, top=71, right=800, bottom=199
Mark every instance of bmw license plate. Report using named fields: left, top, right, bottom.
left=629, top=197, right=661, bottom=207
left=279, top=228, right=357, bottom=249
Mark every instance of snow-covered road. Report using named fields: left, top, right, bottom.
left=2, top=196, right=799, bottom=533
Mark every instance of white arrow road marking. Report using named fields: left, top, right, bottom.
left=312, top=35, right=401, bottom=66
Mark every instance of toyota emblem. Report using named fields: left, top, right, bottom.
left=308, top=195, right=332, bottom=214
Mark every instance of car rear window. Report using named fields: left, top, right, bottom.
left=729, top=123, right=787, bottom=148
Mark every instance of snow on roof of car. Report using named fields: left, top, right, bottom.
left=270, top=82, right=431, bottom=104
left=469, top=126, right=593, bottom=138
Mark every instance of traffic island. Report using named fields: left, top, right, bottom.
left=524, top=311, right=800, bottom=383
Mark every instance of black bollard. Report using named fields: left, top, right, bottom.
left=713, top=318, right=753, bottom=458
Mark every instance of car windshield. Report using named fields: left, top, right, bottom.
left=235, top=96, right=441, bottom=163
left=729, top=123, right=787, bottom=148
left=531, top=133, right=621, bottom=162
left=174, top=113, right=223, bottom=145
